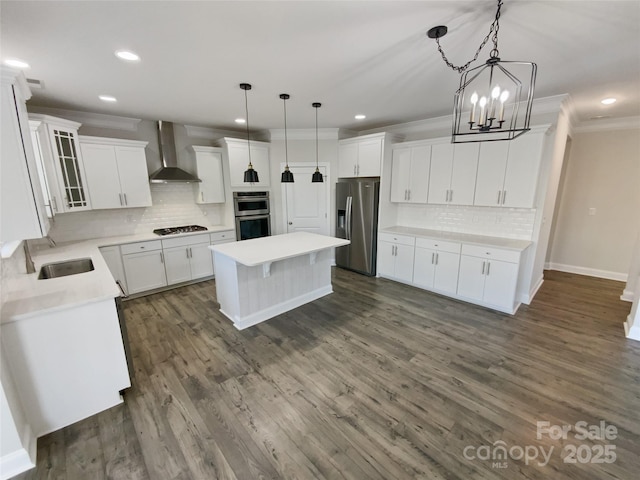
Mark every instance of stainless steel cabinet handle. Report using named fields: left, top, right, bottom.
left=481, top=261, right=486, bottom=275
left=501, top=191, right=507, bottom=205
left=119, top=193, right=123, bottom=206
left=160, top=252, right=164, bottom=263
left=449, top=190, right=453, bottom=202
left=124, top=193, right=128, bottom=205
left=357, top=164, right=360, bottom=175
left=354, top=165, right=356, bottom=175
left=201, top=191, right=204, bottom=202
left=435, top=253, right=439, bottom=265
left=486, top=261, right=491, bottom=275
left=431, top=252, right=435, bottom=264
left=408, top=189, right=411, bottom=201
left=497, top=190, right=502, bottom=204
left=186, top=248, right=190, bottom=258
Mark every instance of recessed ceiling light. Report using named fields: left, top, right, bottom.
left=115, top=50, right=140, bottom=62
left=235, top=118, right=246, bottom=124
left=99, top=95, right=117, bottom=102
left=600, top=97, right=616, bottom=105
left=355, top=114, right=366, bottom=120
left=4, top=58, right=30, bottom=69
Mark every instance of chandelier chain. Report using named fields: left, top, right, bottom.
left=435, top=0, right=503, bottom=74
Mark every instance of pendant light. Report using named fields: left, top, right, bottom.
left=240, top=83, right=259, bottom=183
left=427, top=0, right=536, bottom=143
left=280, top=93, right=294, bottom=183
left=311, top=102, right=323, bottom=183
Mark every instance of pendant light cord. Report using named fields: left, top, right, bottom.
left=315, top=107, right=319, bottom=168
left=244, top=87, right=252, bottom=167
left=435, top=0, right=502, bottom=74
left=283, top=97, right=289, bottom=167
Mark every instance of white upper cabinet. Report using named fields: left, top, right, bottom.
left=474, top=132, right=544, bottom=208
left=338, top=133, right=385, bottom=178
left=80, top=136, right=151, bottom=209
left=428, top=142, right=478, bottom=205
left=28, top=114, right=91, bottom=212
left=1, top=68, right=50, bottom=243
left=223, top=137, right=270, bottom=188
left=191, top=146, right=225, bottom=204
left=390, top=145, right=430, bottom=203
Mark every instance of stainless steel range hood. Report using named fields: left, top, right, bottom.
left=149, top=121, right=201, bottom=183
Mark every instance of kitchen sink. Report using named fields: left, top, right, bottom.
left=38, top=258, right=95, bottom=279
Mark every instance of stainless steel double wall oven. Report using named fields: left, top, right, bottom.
left=233, top=191, right=271, bottom=240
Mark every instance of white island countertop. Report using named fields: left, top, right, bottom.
left=210, top=232, right=350, bottom=266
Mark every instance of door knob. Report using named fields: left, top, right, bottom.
left=288, top=222, right=293, bottom=225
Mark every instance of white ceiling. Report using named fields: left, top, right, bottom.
left=2, top=1, right=639, bottom=133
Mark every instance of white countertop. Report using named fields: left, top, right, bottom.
left=1, top=225, right=234, bottom=323
left=210, top=232, right=350, bottom=266
left=380, top=226, right=532, bottom=251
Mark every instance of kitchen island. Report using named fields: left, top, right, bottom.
left=210, top=232, right=350, bottom=330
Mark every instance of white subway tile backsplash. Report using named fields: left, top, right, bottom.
left=49, top=184, right=225, bottom=242
left=396, top=204, right=535, bottom=240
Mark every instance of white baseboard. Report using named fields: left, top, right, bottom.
left=624, top=315, right=640, bottom=342
left=520, top=275, right=544, bottom=305
left=546, top=263, right=628, bottom=282
left=621, top=289, right=635, bottom=302
left=0, top=425, right=36, bottom=480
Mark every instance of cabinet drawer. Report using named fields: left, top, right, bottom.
left=120, top=240, right=162, bottom=255
left=461, top=244, right=522, bottom=263
left=415, top=238, right=461, bottom=254
left=210, top=230, right=235, bottom=243
left=161, top=233, right=210, bottom=249
left=378, top=232, right=415, bottom=246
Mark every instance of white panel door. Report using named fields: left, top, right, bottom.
left=190, top=242, right=215, bottom=279
left=338, top=143, right=358, bottom=178
left=482, top=260, right=519, bottom=309
left=115, top=146, right=152, bottom=208
left=164, top=246, right=192, bottom=285
left=408, top=146, right=431, bottom=204
left=474, top=142, right=509, bottom=207
left=81, top=143, right=122, bottom=209
left=450, top=143, right=479, bottom=205
left=357, top=138, right=383, bottom=177
left=283, top=165, right=329, bottom=235
left=412, top=247, right=436, bottom=289
left=122, top=251, right=167, bottom=294
left=390, top=148, right=411, bottom=202
left=457, top=255, right=486, bottom=302
left=502, top=133, right=544, bottom=208
left=432, top=251, right=460, bottom=295
left=428, top=143, right=454, bottom=204
left=394, top=243, right=415, bottom=283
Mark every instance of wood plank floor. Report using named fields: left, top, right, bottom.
left=16, top=269, right=640, bottom=479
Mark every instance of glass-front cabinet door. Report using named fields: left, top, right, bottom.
left=51, top=127, right=89, bottom=210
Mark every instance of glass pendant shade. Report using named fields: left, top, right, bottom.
left=311, top=102, right=323, bottom=183
left=280, top=93, right=294, bottom=183
left=240, top=83, right=259, bottom=183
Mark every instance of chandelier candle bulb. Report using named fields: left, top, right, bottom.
left=499, top=90, right=509, bottom=122
left=470, top=92, right=478, bottom=123
left=490, top=85, right=501, bottom=119
left=478, top=96, right=487, bottom=125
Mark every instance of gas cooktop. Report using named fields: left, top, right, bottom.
left=153, top=225, right=208, bottom=236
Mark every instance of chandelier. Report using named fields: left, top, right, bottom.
left=427, top=0, right=537, bottom=143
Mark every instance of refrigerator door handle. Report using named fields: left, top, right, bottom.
left=345, top=196, right=352, bottom=240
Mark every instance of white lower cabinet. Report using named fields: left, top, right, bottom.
left=121, top=241, right=167, bottom=294
left=377, top=233, right=415, bottom=283
left=162, top=233, right=214, bottom=285
left=412, top=239, right=461, bottom=295
left=211, top=230, right=236, bottom=274
left=457, top=245, right=521, bottom=312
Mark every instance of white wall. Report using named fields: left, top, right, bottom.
left=547, top=127, right=640, bottom=280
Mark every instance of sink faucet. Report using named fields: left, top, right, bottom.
left=23, top=240, right=36, bottom=274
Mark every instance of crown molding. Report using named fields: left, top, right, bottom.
left=26, top=106, right=141, bottom=131
left=269, top=128, right=339, bottom=140
left=573, top=115, right=640, bottom=133
left=78, top=135, right=148, bottom=148
left=184, top=124, right=247, bottom=140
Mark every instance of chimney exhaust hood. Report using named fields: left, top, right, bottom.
left=149, top=121, right=201, bottom=183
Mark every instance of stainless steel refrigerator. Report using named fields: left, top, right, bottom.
left=336, top=178, right=380, bottom=276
